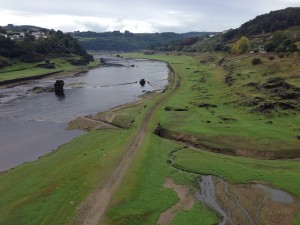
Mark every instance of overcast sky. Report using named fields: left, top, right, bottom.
left=0, top=0, right=299, bottom=33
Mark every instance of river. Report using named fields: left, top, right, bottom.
left=0, top=55, right=169, bottom=171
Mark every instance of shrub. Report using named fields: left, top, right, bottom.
left=252, top=58, right=262, bottom=65
left=278, top=53, right=285, bottom=58
left=268, top=56, right=275, bottom=60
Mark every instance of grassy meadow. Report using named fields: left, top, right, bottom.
left=0, top=58, right=100, bottom=82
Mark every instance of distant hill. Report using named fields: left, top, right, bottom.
left=3, top=24, right=49, bottom=32
left=151, top=7, right=300, bottom=53
left=0, top=26, right=93, bottom=67
left=224, top=7, right=300, bottom=40
left=73, top=31, right=218, bottom=51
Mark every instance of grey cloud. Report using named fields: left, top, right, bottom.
left=0, top=0, right=299, bottom=32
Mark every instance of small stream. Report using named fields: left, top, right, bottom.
left=196, top=175, right=296, bottom=225
left=0, top=55, right=169, bottom=171
left=196, top=176, right=234, bottom=225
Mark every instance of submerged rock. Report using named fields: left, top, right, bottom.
left=139, top=79, right=146, bottom=86
left=54, top=80, right=65, bottom=96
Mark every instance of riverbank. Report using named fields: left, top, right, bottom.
left=102, top=52, right=300, bottom=225
left=0, top=57, right=101, bottom=86
left=0, top=56, right=168, bottom=172
left=0, top=55, right=174, bottom=225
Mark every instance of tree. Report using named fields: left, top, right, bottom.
left=272, top=30, right=285, bottom=47
left=0, top=26, right=6, bottom=34
left=238, top=36, right=250, bottom=53
left=231, top=36, right=250, bottom=53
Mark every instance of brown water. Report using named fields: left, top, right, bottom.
left=0, top=56, right=169, bottom=171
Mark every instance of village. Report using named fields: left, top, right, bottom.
left=0, top=26, right=48, bottom=40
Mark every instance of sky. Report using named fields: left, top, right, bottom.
left=0, top=0, right=300, bottom=33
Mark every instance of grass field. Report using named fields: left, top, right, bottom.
left=0, top=58, right=99, bottom=82
left=124, top=53, right=300, bottom=157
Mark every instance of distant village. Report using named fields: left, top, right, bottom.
left=0, top=30, right=48, bottom=40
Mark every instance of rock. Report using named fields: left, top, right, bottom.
left=139, top=79, right=146, bottom=86
left=225, top=74, right=234, bottom=86
left=252, top=102, right=275, bottom=113
left=198, top=103, right=217, bottom=108
left=36, top=63, right=55, bottom=69
left=154, top=122, right=161, bottom=136
left=69, top=58, right=89, bottom=66
left=54, top=80, right=65, bottom=96
left=32, top=86, right=47, bottom=93
left=278, top=102, right=296, bottom=110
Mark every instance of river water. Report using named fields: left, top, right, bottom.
left=0, top=56, right=169, bottom=171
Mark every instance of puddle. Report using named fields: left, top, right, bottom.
left=255, top=184, right=294, bottom=204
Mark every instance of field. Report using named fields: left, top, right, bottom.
left=0, top=52, right=299, bottom=224
left=0, top=58, right=100, bottom=82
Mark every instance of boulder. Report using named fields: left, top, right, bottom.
left=139, top=79, right=146, bottom=86
left=54, top=80, right=65, bottom=96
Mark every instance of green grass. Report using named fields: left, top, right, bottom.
left=0, top=58, right=100, bottom=82
left=105, top=134, right=216, bottom=225
left=0, top=130, right=130, bottom=225
left=170, top=202, right=218, bottom=225
left=173, top=147, right=300, bottom=198
left=173, top=147, right=300, bottom=224
left=124, top=53, right=300, bottom=155
left=1, top=52, right=299, bottom=225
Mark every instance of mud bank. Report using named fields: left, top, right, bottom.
left=197, top=175, right=300, bottom=225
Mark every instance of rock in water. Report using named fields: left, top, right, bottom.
left=139, top=79, right=146, bottom=86
left=54, top=80, right=65, bottom=96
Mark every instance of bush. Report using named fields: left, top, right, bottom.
left=268, top=56, right=275, bottom=60
left=0, top=56, right=12, bottom=68
left=252, top=58, right=262, bottom=65
left=278, top=53, right=285, bottom=58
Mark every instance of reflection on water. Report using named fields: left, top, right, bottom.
left=0, top=56, right=169, bottom=171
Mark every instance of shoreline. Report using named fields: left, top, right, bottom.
left=0, top=62, right=101, bottom=88
left=0, top=57, right=171, bottom=172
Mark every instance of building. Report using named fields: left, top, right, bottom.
left=0, top=33, right=8, bottom=38
left=31, top=31, right=47, bottom=40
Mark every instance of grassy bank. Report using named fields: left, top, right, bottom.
left=123, top=52, right=300, bottom=157
left=104, top=52, right=300, bottom=224
left=0, top=58, right=100, bottom=82
left=0, top=130, right=131, bottom=225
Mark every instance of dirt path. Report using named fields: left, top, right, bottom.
left=156, top=178, right=195, bottom=225
left=75, top=65, right=176, bottom=225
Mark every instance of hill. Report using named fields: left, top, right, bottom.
left=0, top=26, right=93, bottom=68
left=3, top=24, right=49, bottom=32
left=151, top=7, right=300, bottom=53
left=73, top=31, right=218, bottom=51
left=224, top=7, right=300, bottom=40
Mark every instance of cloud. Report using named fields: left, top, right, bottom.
left=0, top=0, right=299, bottom=33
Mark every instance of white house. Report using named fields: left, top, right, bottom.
left=32, top=31, right=47, bottom=40
left=0, top=33, right=8, bottom=38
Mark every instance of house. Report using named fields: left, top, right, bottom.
left=9, top=32, right=25, bottom=40
left=0, top=33, right=7, bottom=38
left=20, top=32, right=25, bottom=38
left=31, top=31, right=47, bottom=40
left=10, top=34, right=21, bottom=40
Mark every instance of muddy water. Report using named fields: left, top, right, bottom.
left=0, top=56, right=169, bottom=171
left=196, top=176, right=234, bottom=225
left=196, top=175, right=298, bottom=225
